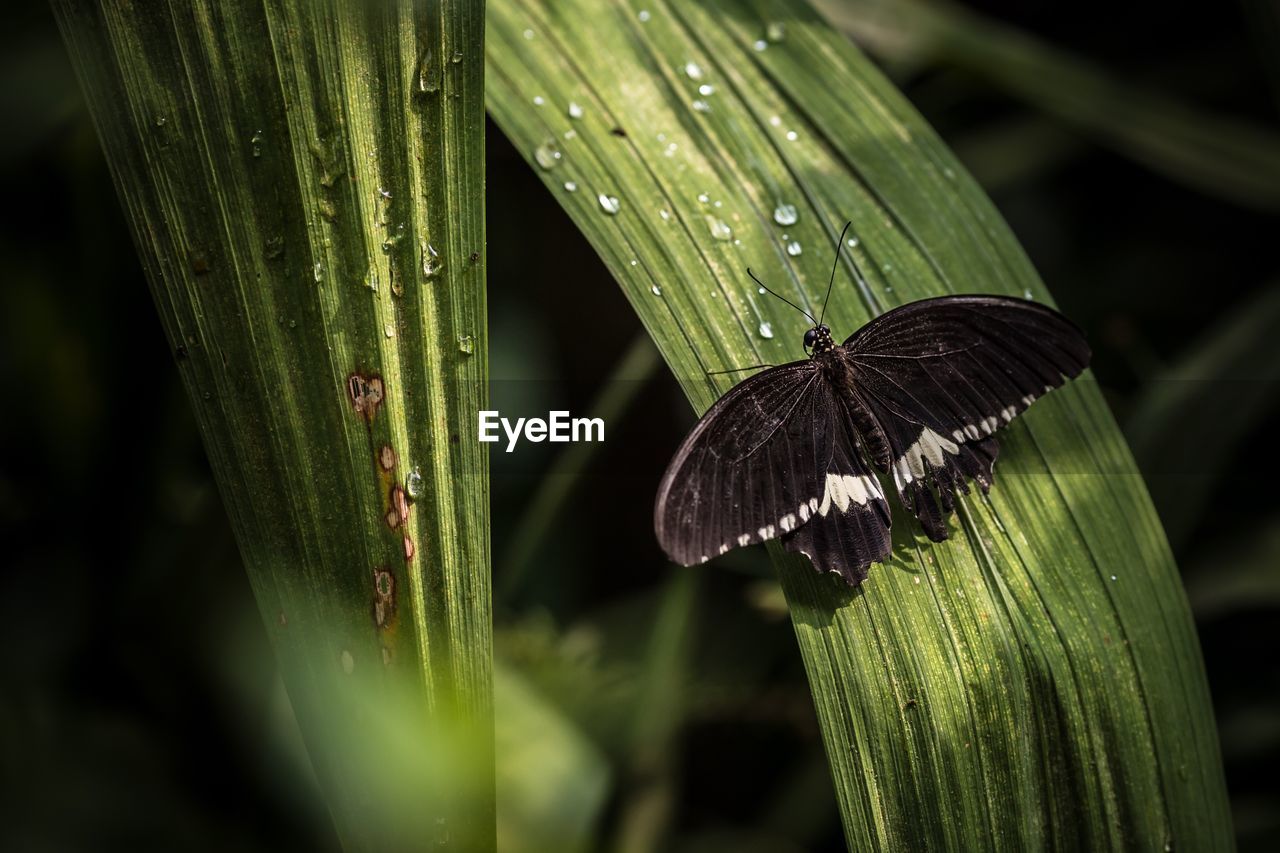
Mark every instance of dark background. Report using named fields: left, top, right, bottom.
left=2, top=1, right=1277, bottom=850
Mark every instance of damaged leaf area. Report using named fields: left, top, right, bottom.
left=53, top=0, right=494, bottom=848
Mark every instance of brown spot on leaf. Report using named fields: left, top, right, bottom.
left=391, top=486, right=410, bottom=526
left=610, top=127, right=627, bottom=137
left=385, top=508, right=399, bottom=529
left=373, top=568, right=396, bottom=628
left=379, top=445, right=397, bottom=471
left=347, top=373, right=384, bottom=422
left=403, top=536, right=415, bottom=561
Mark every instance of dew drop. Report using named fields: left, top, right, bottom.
left=568, top=101, right=584, bottom=120
left=415, top=46, right=440, bottom=95
left=685, top=61, right=704, bottom=80
left=522, top=28, right=535, bottom=40
left=753, top=39, right=768, bottom=52
left=638, top=9, right=651, bottom=22
left=457, top=334, right=475, bottom=355
left=786, top=240, right=802, bottom=257
left=698, top=84, right=715, bottom=96
left=708, top=217, right=733, bottom=241
left=1024, top=288, right=1035, bottom=300
left=563, top=180, right=578, bottom=192
left=532, top=95, right=545, bottom=106
left=697, top=192, right=710, bottom=204
left=766, top=21, right=787, bottom=42
left=406, top=467, right=425, bottom=499
left=264, top=236, right=284, bottom=260
left=659, top=209, right=671, bottom=221
left=365, top=265, right=379, bottom=291
left=692, top=99, right=710, bottom=113
left=313, top=262, right=324, bottom=283
left=785, top=130, right=798, bottom=141
left=846, top=237, right=859, bottom=247
left=769, top=115, right=782, bottom=127
left=534, top=138, right=562, bottom=170
left=598, top=194, right=620, bottom=215
left=250, top=130, right=264, bottom=158
left=451, top=50, right=463, bottom=64
left=384, top=324, right=396, bottom=339
left=773, top=204, right=798, bottom=226
left=759, top=321, right=774, bottom=339
left=422, top=242, right=442, bottom=278
left=651, top=284, right=663, bottom=296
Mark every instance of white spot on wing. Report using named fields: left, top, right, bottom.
left=779, top=513, right=797, bottom=532
left=718, top=544, right=729, bottom=555
left=1022, top=393, right=1036, bottom=407
left=893, top=427, right=959, bottom=484
left=737, top=533, right=750, bottom=547
left=819, top=472, right=879, bottom=514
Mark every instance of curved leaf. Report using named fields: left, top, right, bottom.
left=486, top=0, right=1231, bottom=847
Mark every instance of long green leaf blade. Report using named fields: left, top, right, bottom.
left=486, top=0, right=1231, bottom=848
left=52, top=2, right=493, bottom=848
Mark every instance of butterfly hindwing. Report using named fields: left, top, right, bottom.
left=780, top=388, right=892, bottom=584
left=842, top=295, right=1090, bottom=540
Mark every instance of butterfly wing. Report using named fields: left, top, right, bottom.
left=779, top=382, right=892, bottom=585
left=841, top=294, right=1090, bottom=540
left=655, top=361, right=892, bottom=585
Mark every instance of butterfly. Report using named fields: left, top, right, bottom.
left=653, top=223, right=1091, bottom=586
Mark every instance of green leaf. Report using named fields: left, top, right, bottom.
left=486, top=0, right=1231, bottom=848
left=1127, top=284, right=1280, bottom=551
left=819, top=0, right=1280, bottom=211
left=495, top=661, right=611, bottom=853
left=52, top=2, right=493, bottom=848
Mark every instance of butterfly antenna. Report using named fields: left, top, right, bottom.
left=747, top=268, right=816, bottom=325
left=818, top=220, right=853, bottom=327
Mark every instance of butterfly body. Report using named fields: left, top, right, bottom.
left=654, top=294, right=1090, bottom=586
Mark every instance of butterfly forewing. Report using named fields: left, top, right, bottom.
left=843, top=295, right=1090, bottom=540
left=655, top=362, right=835, bottom=566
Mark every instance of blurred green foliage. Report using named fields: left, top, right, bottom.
left=3, top=0, right=1278, bottom=850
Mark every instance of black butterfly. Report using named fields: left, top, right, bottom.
left=654, top=225, right=1090, bottom=586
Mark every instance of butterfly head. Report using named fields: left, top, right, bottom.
left=804, top=324, right=836, bottom=356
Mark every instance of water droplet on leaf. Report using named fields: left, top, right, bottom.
left=422, top=242, right=442, bottom=278
left=786, top=240, right=802, bottom=256
left=406, top=468, right=425, bottom=498
left=773, top=204, right=798, bottom=225
left=684, top=61, right=704, bottom=80
left=568, top=101, right=584, bottom=120
left=534, top=139, right=562, bottom=170
left=598, top=194, right=620, bottom=215
left=708, top=217, right=733, bottom=241
left=457, top=334, right=474, bottom=355
left=759, top=321, right=774, bottom=339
